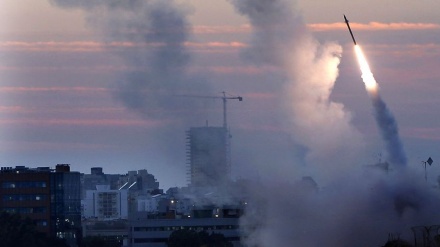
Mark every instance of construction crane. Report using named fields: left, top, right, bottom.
left=220, top=92, right=243, bottom=129
left=178, top=91, right=243, bottom=128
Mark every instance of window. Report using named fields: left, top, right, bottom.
left=2, top=195, right=47, bottom=202
left=2, top=181, right=47, bottom=188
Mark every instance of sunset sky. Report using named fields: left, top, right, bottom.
left=2, top=0, right=440, bottom=189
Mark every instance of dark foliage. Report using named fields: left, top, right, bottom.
left=0, top=211, right=68, bottom=247
left=80, top=236, right=121, bottom=247
left=382, top=239, right=413, bottom=247
left=167, top=229, right=233, bottom=247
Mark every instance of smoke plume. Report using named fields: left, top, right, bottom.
left=49, top=0, right=209, bottom=120
left=49, top=0, right=214, bottom=182
left=370, top=92, right=407, bottom=166
left=355, top=45, right=407, bottom=167
left=228, top=0, right=439, bottom=246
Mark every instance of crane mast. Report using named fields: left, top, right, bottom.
left=221, top=91, right=243, bottom=129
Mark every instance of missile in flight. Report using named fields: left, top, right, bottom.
left=344, top=14, right=357, bottom=45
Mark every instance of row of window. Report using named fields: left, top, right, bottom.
left=2, top=181, right=47, bottom=188
left=3, top=194, right=47, bottom=201
left=4, top=206, right=47, bottom=214
left=133, top=237, right=240, bottom=244
left=134, top=225, right=239, bottom=232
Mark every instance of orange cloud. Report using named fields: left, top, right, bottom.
left=0, top=118, right=163, bottom=127
left=242, top=92, right=276, bottom=100
left=190, top=65, right=279, bottom=75
left=309, top=22, right=440, bottom=32
left=355, top=43, right=440, bottom=63
left=0, top=41, right=156, bottom=52
left=0, top=106, right=28, bottom=113
left=403, top=127, right=440, bottom=141
left=0, top=41, right=247, bottom=53
left=0, top=87, right=110, bottom=93
left=192, top=25, right=252, bottom=34
left=0, top=140, right=116, bottom=151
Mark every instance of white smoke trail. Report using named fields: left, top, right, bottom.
left=354, top=45, right=407, bottom=167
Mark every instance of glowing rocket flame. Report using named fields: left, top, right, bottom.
left=354, top=45, right=378, bottom=93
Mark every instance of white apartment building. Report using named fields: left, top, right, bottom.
left=82, top=185, right=129, bottom=220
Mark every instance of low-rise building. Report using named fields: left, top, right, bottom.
left=129, top=206, right=242, bottom=247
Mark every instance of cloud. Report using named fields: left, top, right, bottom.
left=0, top=140, right=115, bottom=151
left=404, top=127, right=440, bottom=141
left=309, top=22, right=440, bottom=32
left=0, top=41, right=246, bottom=52
left=189, top=65, right=278, bottom=75
left=0, top=86, right=110, bottom=93
left=192, top=24, right=252, bottom=34
left=0, top=118, right=163, bottom=127
left=0, top=106, right=28, bottom=113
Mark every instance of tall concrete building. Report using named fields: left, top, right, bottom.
left=186, top=127, right=230, bottom=187
left=0, top=164, right=81, bottom=247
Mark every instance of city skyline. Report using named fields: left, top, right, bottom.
left=2, top=0, right=440, bottom=190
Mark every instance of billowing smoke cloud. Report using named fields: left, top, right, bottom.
left=49, top=0, right=210, bottom=120
left=228, top=0, right=363, bottom=182
left=228, top=0, right=440, bottom=246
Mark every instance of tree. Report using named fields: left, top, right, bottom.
left=167, top=229, right=233, bottom=247
left=168, top=229, right=202, bottom=247
left=0, top=211, right=68, bottom=247
left=80, top=236, right=121, bottom=247
left=204, top=232, right=233, bottom=247
left=382, top=239, right=413, bottom=247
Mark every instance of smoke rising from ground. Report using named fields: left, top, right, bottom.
left=228, top=0, right=439, bottom=246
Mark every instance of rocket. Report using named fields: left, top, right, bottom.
left=344, top=15, right=357, bottom=45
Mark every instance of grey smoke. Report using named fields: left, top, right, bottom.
left=50, top=0, right=210, bottom=120
left=49, top=0, right=216, bottom=187
left=370, top=92, right=407, bottom=167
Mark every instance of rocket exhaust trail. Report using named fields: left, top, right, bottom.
left=354, top=45, right=407, bottom=167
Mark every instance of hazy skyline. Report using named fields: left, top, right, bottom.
left=2, top=0, right=440, bottom=190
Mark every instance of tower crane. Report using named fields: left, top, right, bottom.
left=179, top=91, right=243, bottom=128
left=219, top=92, right=243, bottom=129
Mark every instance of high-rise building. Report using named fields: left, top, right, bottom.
left=186, top=127, right=230, bottom=187
left=0, top=164, right=81, bottom=247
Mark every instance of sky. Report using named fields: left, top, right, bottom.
left=2, top=0, right=440, bottom=190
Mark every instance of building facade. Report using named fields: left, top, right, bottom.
left=0, top=164, right=81, bottom=246
left=186, top=127, right=230, bottom=187
left=129, top=212, right=241, bottom=247
left=82, top=185, right=129, bottom=220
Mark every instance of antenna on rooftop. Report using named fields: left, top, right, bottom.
left=422, top=157, right=434, bottom=182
